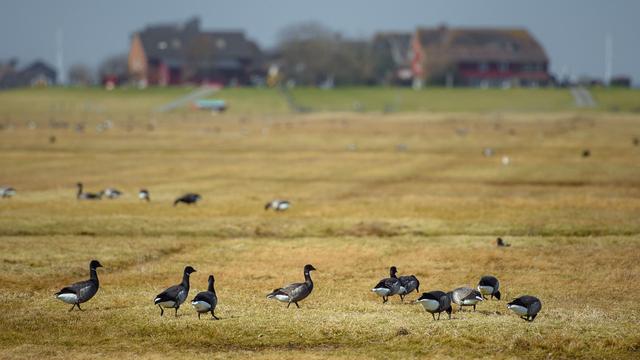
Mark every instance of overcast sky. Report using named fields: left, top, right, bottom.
left=1, top=0, right=639, bottom=84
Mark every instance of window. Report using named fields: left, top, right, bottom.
left=478, top=62, right=489, bottom=72
left=157, top=41, right=168, bottom=50
left=499, top=62, right=509, bottom=73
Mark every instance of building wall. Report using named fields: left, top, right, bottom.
left=128, top=34, right=148, bottom=84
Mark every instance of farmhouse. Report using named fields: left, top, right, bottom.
left=371, top=32, right=413, bottom=84
left=0, top=60, right=57, bottom=89
left=411, top=26, right=550, bottom=87
left=128, top=17, right=261, bottom=86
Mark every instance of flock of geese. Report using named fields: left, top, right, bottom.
left=55, top=261, right=542, bottom=322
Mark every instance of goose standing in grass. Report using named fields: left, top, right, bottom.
left=496, top=237, right=511, bottom=247
left=191, top=274, right=219, bottom=319
left=55, top=260, right=103, bottom=311
left=507, top=295, right=542, bottom=322
left=477, top=275, right=501, bottom=300
left=448, top=287, right=484, bottom=312
left=76, top=182, right=102, bottom=200
left=0, top=186, right=16, bottom=198
left=138, top=189, right=150, bottom=202
left=398, top=271, right=420, bottom=302
left=173, top=193, right=201, bottom=206
left=154, top=266, right=196, bottom=316
left=416, top=291, right=452, bottom=320
left=371, top=266, right=403, bottom=303
left=265, top=199, right=290, bottom=211
left=267, top=264, right=316, bottom=308
left=101, top=188, right=122, bottom=199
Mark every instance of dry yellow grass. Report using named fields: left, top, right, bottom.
left=0, top=89, right=640, bottom=359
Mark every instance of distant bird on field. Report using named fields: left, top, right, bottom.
left=191, top=274, right=219, bottom=319
left=449, top=287, right=484, bottom=312
left=416, top=291, right=452, bottom=320
left=633, top=137, right=639, bottom=146
left=477, top=275, right=501, bottom=300
left=372, top=266, right=403, bottom=303
left=582, top=149, right=591, bottom=157
left=76, top=183, right=102, bottom=200
left=501, top=156, right=511, bottom=166
left=397, top=270, right=420, bottom=302
left=55, top=260, right=103, bottom=311
left=102, top=188, right=122, bottom=199
left=482, top=147, right=495, bottom=157
left=267, top=264, right=316, bottom=308
left=154, top=266, right=196, bottom=316
left=0, top=186, right=16, bottom=198
left=265, top=199, right=290, bottom=211
left=174, top=193, right=201, bottom=206
left=496, top=237, right=511, bottom=247
left=138, top=189, right=150, bottom=202
left=507, top=295, right=542, bottom=322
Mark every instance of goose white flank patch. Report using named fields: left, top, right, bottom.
left=154, top=266, right=196, bottom=317
left=138, top=189, right=150, bottom=202
left=416, top=291, right=452, bottom=320
left=54, top=260, right=103, bottom=311
left=191, top=274, right=219, bottom=319
left=449, top=287, right=484, bottom=311
left=371, top=266, right=403, bottom=303
left=267, top=264, right=316, bottom=308
left=102, top=188, right=122, bottom=199
left=0, top=187, right=16, bottom=198
left=507, top=295, right=542, bottom=322
left=265, top=199, right=290, bottom=211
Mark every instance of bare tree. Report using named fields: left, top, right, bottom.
left=68, top=63, right=94, bottom=86
left=98, top=54, right=128, bottom=84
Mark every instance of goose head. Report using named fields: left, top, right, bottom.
left=184, top=266, right=197, bottom=275
left=90, top=260, right=103, bottom=269
left=303, top=264, right=316, bottom=273
left=208, top=274, right=215, bottom=284
left=389, top=266, right=398, bottom=278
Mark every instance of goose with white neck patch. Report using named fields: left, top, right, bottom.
left=267, top=264, right=316, bottom=308
left=55, top=260, right=103, bottom=311
left=154, top=266, right=196, bottom=316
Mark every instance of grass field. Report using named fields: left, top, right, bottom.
left=1, top=87, right=640, bottom=359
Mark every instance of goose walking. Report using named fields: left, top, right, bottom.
left=76, top=183, right=102, bottom=200
left=102, top=188, right=122, bottom=199
left=416, top=291, right=452, bottom=320
left=138, top=189, right=150, bottom=202
left=174, top=193, right=201, bottom=206
left=55, top=260, right=103, bottom=311
left=0, top=187, right=16, bottom=198
left=265, top=199, right=290, bottom=211
left=477, top=275, right=501, bottom=300
left=371, top=266, right=403, bottom=303
left=154, top=266, right=196, bottom=316
left=507, top=295, right=542, bottom=322
left=267, top=264, right=316, bottom=308
left=449, top=287, right=484, bottom=312
left=191, top=274, right=219, bottom=319
left=398, top=272, right=420, bottom=302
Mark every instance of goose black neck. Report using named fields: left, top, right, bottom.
left=208, top=279, right=215, bottom=294
left=89, top=267, right=99, bottom=282
left=304, top=270, right=313, bottom=284
left=182, top=272, right=191, bottom=289
left=77, top=185, right=82, bottom=197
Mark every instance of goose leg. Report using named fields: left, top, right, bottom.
left=77, top=303, right=84, bottom=311
left=287, top=302, right=291, bottom=308
left=174, top=306, right=179, bottom=317
left=382, top=296, right=388, bottom=304
left=212, top=311, right=219, bottom=320
left=431, top=313, right=436, bottom=321
left=437, top=312, right=441, bottom=320
left=473, top=304, right=476, bottom=312
left=295, top=302, right=300, bottom=308
left=159, top=305, right=164, bottom=316
left=198, top=313, right=201, bottom=319
left=68, top=304, right=76, bottom=312
left=400, top=294, right=404, bottom=303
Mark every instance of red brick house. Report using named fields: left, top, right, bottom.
left=411, top=26, right=550, bottom=87
left=128, top=17, right=261, bottom=86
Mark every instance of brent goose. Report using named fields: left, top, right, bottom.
left=398, top=272, right=420, bottom=302
left=416, top=291, right=452, bottom=320
left=477, top=275, right=501, bottom=300
left=174, top=193, right=201, bottom=206
left=76, top=183, right=102, bottom=200
left=0, top=187, right=16, bottom=198
left=508, top=295, right=542, bottom=322
left=154, top=266, right=196, bottom=316
left=582, top=149, right=591, bottom=157
left=267, top=264, right=316, bottom=308
left=265, top=199, right=290, bottom=211
left=191, top=274, right=219, bottom=319
left=371, top=266, right=403, bottom=303
left=496, top=237, right=511, bottom=247
left=55, top=260, right=103, bottom=311
left=138, top=189, right=150, bottom=202
left=449, top=287, right=484, bottom=312
left=102, top=188, right=123, bottom=199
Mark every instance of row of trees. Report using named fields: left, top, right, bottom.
left=69, top=22, right=393, bottom=87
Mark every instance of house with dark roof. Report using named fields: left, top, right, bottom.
left=372, top=32, right=413, bottom=84
left=0, top=60, right=57, bottom=89
left=411, top=26, right=550, bottom=87
left=128, top=17, right=261, bottom=86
